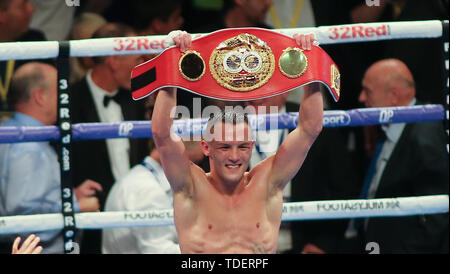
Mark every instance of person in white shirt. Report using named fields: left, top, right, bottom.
left=102, top=139, right=204, bottom=254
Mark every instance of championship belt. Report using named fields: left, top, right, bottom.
left=131, top=28, right=340, bottom=102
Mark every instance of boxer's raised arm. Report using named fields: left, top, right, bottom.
left=152, top=88, right=193, bottom=194
left=269, top=82, right=323, bottom=190
left=152, top=31, right=194, bottom=194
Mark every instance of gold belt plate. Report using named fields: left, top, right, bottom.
left=209, top=33, right=275, bottom=92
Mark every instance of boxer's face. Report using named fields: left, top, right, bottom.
left=202, top=122, right=254, bottom=185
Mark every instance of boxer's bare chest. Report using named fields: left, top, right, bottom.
left=174, top=168, right=283, bottom=253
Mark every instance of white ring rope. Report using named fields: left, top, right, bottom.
left=0, top=20, right=445, bottom=61
left=0, top=195, right=447, bottom=235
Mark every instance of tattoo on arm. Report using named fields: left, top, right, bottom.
left=252, top=242, right=269, bottom=254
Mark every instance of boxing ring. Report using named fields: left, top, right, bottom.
left=0, top=20, right=448, bottom=253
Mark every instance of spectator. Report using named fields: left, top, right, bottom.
left=99, top=1, right=189, bottom=114
left=0, top=62, right=101, bottom=254
left=71, top=12, right=107, bottom=40
left=69, top=12, right=107, bottom=83
left=29, top=0, right=77, bottom=41
left=128, top=0, right=186, bottom=109
left=112, top=0, right=202, bottom=121
left=265, top=0, right=316, bottom=29
left=344, top=58, right=449, bottom=253
left=308, top=0, right=390, bottom=111
left=76, top=0, right=112, bottom=15
left=381, top=0, right=448, bottom=105
left=89, top=0, right=184, bottom=36
left=317, top=0, right=447, bottom=109
left=0, top=0, right=48, bottom=113
left=129, top=0, right=184, bottom=36
left=70, top=23, right=148, bottom=254
left=181, top=0, right=224, bottom=32
left=346, top=0, right=448, bottom=105
left=194, top=0, right=273, bottom=32
left=0, top=0, right=37, bottom=43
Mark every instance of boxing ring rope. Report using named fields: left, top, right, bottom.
left=0, top=20, right=444, bottom=61
left=1, top=195, right=447, bottom=235
left=0, top=20, right=448, bottom=250
left=0, top=104, right=444, bottom=143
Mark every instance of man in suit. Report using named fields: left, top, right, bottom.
left=70, top=23, right=148, bottom=253
left=346, top=58, right=449, bottom=253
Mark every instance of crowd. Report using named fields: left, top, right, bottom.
left=0, top=0, right=448, bottom=254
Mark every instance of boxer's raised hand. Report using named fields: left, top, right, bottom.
left=293, top=33, right=317, bottom=51
left=166, top=30, right=192, bottom=52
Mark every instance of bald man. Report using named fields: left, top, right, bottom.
left=360, top=59, right=416, bottom=109
left=347, top=59, right=449, bottom=253
left=0, top=62, right=102, bottom=254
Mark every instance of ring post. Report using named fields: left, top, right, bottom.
left=442, top=20, right=449, bottom=153
left=57, top=41, right=77, bottom=254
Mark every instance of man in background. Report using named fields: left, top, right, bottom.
left=70, top=23, right=148, bottom=253
left=0, top=62, right=101, bottom=253
left=345, top=59, right=449, bottom=253
left=0, top=0, right=46, bottom=115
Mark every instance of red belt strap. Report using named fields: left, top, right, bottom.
left=131, top=28, right=340, bottom=102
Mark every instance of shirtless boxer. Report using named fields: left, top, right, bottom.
left=152, top=32, right=322, bottom=254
